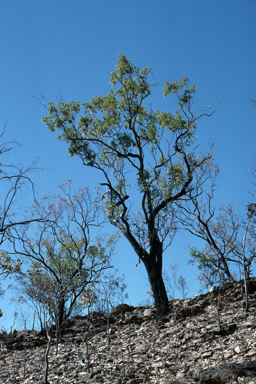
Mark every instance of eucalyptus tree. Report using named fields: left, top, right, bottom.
left=42, top=55, right=216, bottom=317
left=10, top=182, right=115, bottom=326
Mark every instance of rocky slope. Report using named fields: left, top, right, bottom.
left=1, top=279, right=256, bottom=384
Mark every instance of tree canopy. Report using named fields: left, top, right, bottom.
left=43, top=54, right=217, bottom=317
left=9, top=182, right=115, bottom=326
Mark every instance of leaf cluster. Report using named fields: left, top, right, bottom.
left=42, top=55, right=212, bottom=255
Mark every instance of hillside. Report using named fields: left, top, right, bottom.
left=1, top=279, right=256, bottom=384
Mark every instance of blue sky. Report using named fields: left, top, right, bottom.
left=0, top=0, right=255, bottom=330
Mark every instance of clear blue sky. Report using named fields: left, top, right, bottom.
left=0, top=0, right=255, bottom=330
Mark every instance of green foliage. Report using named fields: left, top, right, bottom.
left=189, top=248, right=226, bottom=288
left=42, top=54, right=200, bottom=224
left=42, top=55, right=215, bottom=317
left=0, top=252, right=22, bottom=276
left=10, top=183, right=115, bottom=325
left=189, top=248, right=219, bottom=271
left=16, top=238, right=111, bottom=323
left=247, top=203, right=256, bottom=219
left=0, top=253, right=22, bottom=318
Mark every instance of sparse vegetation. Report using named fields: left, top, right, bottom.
left=42, top=54, right=218, bottom=317
left=0, top=59, right=255, bottom=384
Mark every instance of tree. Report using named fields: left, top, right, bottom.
left=176, top=159, right=237, bottom=286
left=0, top=126, right=48, bottom=317
left=178, top=97, right=256, bottom=289
left=9, top=181, right=115, bottom=327
left=42, top=54, right=216, bottom=317
left=178, top=180, right=256, bottom=288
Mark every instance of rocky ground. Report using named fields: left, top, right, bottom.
left=1, top=279, right=256, bottom=384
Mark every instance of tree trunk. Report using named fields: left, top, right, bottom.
left=58, top=297, right=65, bottom=326
left=220, top=255, right=234, bottom=283
left=108, top=215, right=169, bottom=318
left=143, top=255, right=169, bottom=318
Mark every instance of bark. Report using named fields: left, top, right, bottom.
left=143, top=254, right=169, bottom=318
left=108, top=214, right=169, bottom=318
left=220, top=255, right=235, bottom=283
left=58, top=297, right=65, bottom=326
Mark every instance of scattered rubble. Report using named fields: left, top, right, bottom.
left=1, top=279, right=256, bottom=383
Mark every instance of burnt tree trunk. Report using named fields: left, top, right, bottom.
left=108, top=211, right=169, bottom=319
left=143, top=255, right=169, bottom=318
left=143, top=229, right=169, bottom=318
left=146, top=218, right=169, bottom=318
left=58, top=297, right=65, bottom=326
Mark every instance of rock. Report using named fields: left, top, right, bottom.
left=63, top=318, right=76, bottom=328
left=246, top=280, right=256, bottom=293
left=78, top=373, right=92, bottom=382
left=111, top=303, right=135, bottom=315
left=200, top=365, right=234, bottom=383
left=1, top=280, right=256, bottom=383
left=176, top=304, right=204, bottom=320
left=143, top=308, right=152, bottom=316
left=72, top=314, right=87, bottom=320
left=234, top=346, right=241, bottom=354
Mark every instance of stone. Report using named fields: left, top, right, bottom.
left=175, top=304, right=204, bottom=320
left=143, top=308, right=152, bottom=316
left=1, top=278, right=256, bottom=383
left=111, top=303, right=135, bottom=315
left=234, top=346, right=241, bottom=354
